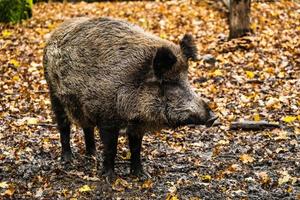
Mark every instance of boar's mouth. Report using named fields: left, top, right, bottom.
left=166, top=115, right=218, bottom=128
left=205, top=115, right=218, bottom=127
left=165, top=111, right=218, bottom=128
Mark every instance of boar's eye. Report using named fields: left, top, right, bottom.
left=180, top=34, right=198, bottom=61
left=153, top=47, right=177, bottom=79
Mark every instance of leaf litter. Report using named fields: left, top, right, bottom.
left=0, top=0, right=299, bottom=199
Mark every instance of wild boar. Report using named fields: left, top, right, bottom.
left=43, top=17, right=217, bottom=179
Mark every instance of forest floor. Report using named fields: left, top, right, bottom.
left=0, top=0, right=299, bottom=199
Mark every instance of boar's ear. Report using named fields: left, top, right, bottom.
left=153, top=47, right=177, bottom=79
left=180, top=34, right=199, bottom=61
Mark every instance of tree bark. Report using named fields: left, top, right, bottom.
left=229, top=0, right=251, bottom=39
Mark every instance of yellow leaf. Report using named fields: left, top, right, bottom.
left=12, top=75, right=20, bottom=81
left=70, top=198, right=78, bottom=200
left=287, top=186, right=293, bottom=193
left=213, top=69, right=223, bottom=76
left=245, top=71, right=255, bottom=79
left=0, top=182, right=9, bottom=188
left=141, top=179, right=153, bottom=189
left=121, top=151, right=131, bottom=160
left=240, top=154, right=254, bottom=164
left=112, top=178, right=129, bottom=192
left=9, top=59, right=20, bottom=67
left=201, top=175, right=212, bottom=182
left=26, top=118, right=38, bottom=125
left=78, top=185, right=92, bottom=192
left=166, top=193, right=179, bottom=200
left=61, top=189, right=68, bottom=197
left=253, top=113, right=260, bottom=121
left=282, top=116, right=297, bottom=123
left=2, top=30, right=12, bottom=37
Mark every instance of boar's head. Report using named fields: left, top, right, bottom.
left=135, top=34, right=217, bottom=128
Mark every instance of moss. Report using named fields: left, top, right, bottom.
left=0, top=0, right=32, bottom=23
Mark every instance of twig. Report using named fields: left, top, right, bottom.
left=230, top=120, right=281, bottom=131
left=28, top=123, right=56, bottom=127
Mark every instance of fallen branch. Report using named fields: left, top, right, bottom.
left=230, top=120, right=281, bottom=131
left=28, top=123, right=56, bottom=127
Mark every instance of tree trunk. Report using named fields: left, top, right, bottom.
left=229, top=0, right=251, bottom=39
left=0, top=0, right=32, bottom=23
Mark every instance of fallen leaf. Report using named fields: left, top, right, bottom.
left=278, top=171, right=291, bottom=185
left=274, top=130, right=288, bottom=140
left=201, top=175, right=212, bottom=182
left=217, top=139, right=230, bottom=145
left=141, top=179, right=153, bottom=189
left=266, top=97, right=281, bottom=109
left=9, top=59, right=20, bottom=67
left=240, top=154, right=254, bottom=164
left=26, top=118, right=38, bottom=125
left=253, top=113, right=261, bottom=121
left=245, top=71, right=255, bottom=79
left=166, top=193, right=179, bottom=200
left=258, top=172, right=271, bottom=185
left=35, top=188, right=43, bottom=198
left=2, top=30, right=12, bottom=37
left=213, top=69, right=223, bottom=76
left=12, top=75, right=20, bottom=81
left=78, top=185, right=92, bottom=193
left=2, top=188, right=15, bottom=197
left=121, top=151, right=131, bottom=160
left=0, top=182, right=9, bottom=188
left=282, top=116, right=297, bottom=123
left=112, top=178, right=129, bottom=192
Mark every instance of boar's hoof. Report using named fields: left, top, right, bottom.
left=61, top=152, right=73, bottom=163
left=131, top=168, right=151, bottom=180
left=102, top=169, right=116, bottom=184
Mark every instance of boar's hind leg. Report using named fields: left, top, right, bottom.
left=127, top=124, right=149, bottom=177
left=49, top=92, right=72, bottom=162
left=99, top=126, right=120, bottom=177
left=83, top=127, right=96, bottom=157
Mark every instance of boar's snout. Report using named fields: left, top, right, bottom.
left=167, top=98, right=218, bottom=128
left=183, top=105, right=218, bottom=128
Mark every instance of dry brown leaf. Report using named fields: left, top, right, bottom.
left=240, top=154, right=254, bottom=164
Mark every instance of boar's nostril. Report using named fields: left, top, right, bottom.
left=206, top=116, right=218, bottom=127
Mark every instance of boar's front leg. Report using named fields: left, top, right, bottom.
left=127, top=123, right=150, bottom=178
left=83, top=127, right=96, bottom=157
left=99, top=125, right=120, bottom=179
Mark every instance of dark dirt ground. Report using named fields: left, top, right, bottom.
left=0, top=1, right=299, bottom=199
